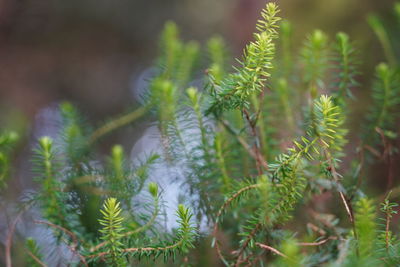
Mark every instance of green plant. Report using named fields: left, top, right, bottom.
left=2, top=2, right=400, bottom=267
left=0, top=131, right=18, bottom=190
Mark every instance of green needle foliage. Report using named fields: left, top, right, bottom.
left=25, top=238, right=44, bottom=267
left=0, top=131, right=18, bottom=190
left=332, top=32, right=360, bottom=107
left=99, top=197, right=125, bottom=266
left=207, top=36, right=228, bottom=84
left=368, top=63, right=400, bottom=136
left=3, top=2, right=400, bottom=267
left=301, top=30, right=330, bottom=96
left=207, top=3, right=280, bottom=114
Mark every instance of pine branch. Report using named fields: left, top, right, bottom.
left=25, top=238, right=46, bottom=267
left=300, top=30, right=329, bottom=99
left=367, top=15, right=397, bottom=66
left=91, top=204, right=196, bottom=262
left=0, top=131, right=19, bottom=190
left=207, top=2, right=281, bottom=114
left=207, top=36, right=228, bottom=84
left=98, top=197, right=126, bottom=266
left=91, top=182, right=161, bottom=253
left=331, top=32, right=360, bottom=107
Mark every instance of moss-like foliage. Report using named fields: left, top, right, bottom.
left=2, top=2, right=400, bottom=267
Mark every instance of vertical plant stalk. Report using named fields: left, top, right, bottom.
left=217, top=118, right=269, bottom=170
left=375, top=127, right=394, bottom=191
left=251, top=91, right=270, bottom=161
left=5, top=210, right=24, bottom=267
left=323, top=149, right=358, bottom=243
left=243, top=109, right=264, bottom=175
left=368, top=15, right=397, bottom=66
left=215, top=131, right=230, bottom=191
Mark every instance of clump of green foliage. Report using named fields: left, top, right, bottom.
left=2, top=2, right=400, bottom=266
left=0, top=131, right=18, bottom=190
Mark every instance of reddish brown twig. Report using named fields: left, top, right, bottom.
left=298, top=236, right=337, bottom=246
left=375, top=127, right=395, bottom=191
left=255, top=242, right=288, bottom=258
left=218, top=118, right=269, bottom=170
left=25, top=249, right=47, bottom=267
left=34, top=220, right=88, bottom=267
left=243, top=108, right=266, bottom=175
left=307, top=222, right=327, bottom=236
left=234, top=223, right=262, bottom=267
left=351, top=141, right=365, bottom=201
left=5, top=210, right=25, bottom=267
left=323, top=149, right=356, bottom=237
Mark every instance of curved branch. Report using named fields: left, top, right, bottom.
left=25, top=249, right=47, bottom=267
left=255, top=242, right=287, bottom=258
left=5, top=202, right=34, bottom=267
left=34, top=220, right=88, bottom=267
left=212, top=184, right=260, bottom=264
left=5, top=210, right=24, bottom=267
left=90, top=105, right=149, bottom=144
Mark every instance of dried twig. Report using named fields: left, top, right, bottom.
left=34, top=220, right=88, bottom=267
left=218, top=118, right=269, bottom=170
left=375, top=127, right=395, bottom=191
left=25, top=249, right=48, bottom=267
left=298, top=236, right=337, bottom=246
left=255, top=242, right=288, bottom=258
left=234, top=223, right=262, bottom=267
left=323, top=149, right=357, bottom=240
left=5, top=210, right=24, bottom=267
left=243, top=108, right=266, bottom=175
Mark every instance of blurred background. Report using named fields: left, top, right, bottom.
left=0, top=0, right=399, bottom=265
left=0, top=0, right=396, bottom=118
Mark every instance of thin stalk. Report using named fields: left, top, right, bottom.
left=90, top=105, right=149, bottom=144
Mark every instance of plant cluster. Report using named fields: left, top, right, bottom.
left=2, top=2, right=400, bottom=266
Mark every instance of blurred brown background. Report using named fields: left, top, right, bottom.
left=0, top=0, right=396, bottom=122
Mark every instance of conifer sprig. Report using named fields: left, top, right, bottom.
left=0, top=131, right=18, bottom=190
left=91, top=204, right=196, bottom=263
left=33, top=137, right=69, bottom=228
left=368, top=63, right=400, bottom=135
left=332, top=32, right=360, bottom=106
left=25, top=238, right=45, bottom=267
left=207, top=2, right=281, bottom=114
left=300, top=30, right=329, bottom=98
left=98, top=197, right=125, bottom=266
left=207, top=36, right=228, bottom=84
